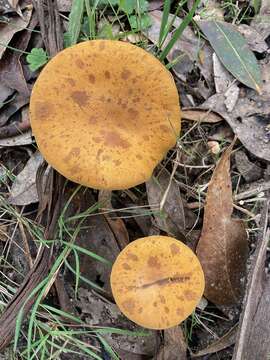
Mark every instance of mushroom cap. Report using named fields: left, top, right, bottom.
left=29, top=40, right=181, bottom=190
left=110, top=236, right=205, bottom=329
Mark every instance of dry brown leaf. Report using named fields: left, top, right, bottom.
left=0, top=8, right=32, bottom=59
left=191, top=324, right=237, bottom=357
left=157, top=326, right=187, bottom=360
left=182, top=108, right=224, bottom=123
left=98, top=190, right=129, bottom=250
left=8, top=151, right=43, bottom=205
left=146, top=168, right=186, bottom=239
left=196, top=142, right=248, bottom=305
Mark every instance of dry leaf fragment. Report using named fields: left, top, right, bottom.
left=157, top=326, right=187, bottom=360
left=146, top=169, right=186, bottom=238
left=182, top=108, right=223, bottom=123
left=196, top=142, right=248, bottom=305
left=0, top=8, right=32, bottom=59
left=191, top=324, right=238, bottom=357
left=8, top=151, right=44, bottom=205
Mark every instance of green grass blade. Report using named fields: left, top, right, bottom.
left=63, top=241, right=112, bottom=266
left=67, top=0, right=85, bottom=46
left=97, top=335, right=120, bottom=360
left=159, top=0, right=201, bottom=61
left=158, top=0, right=171, bottom=47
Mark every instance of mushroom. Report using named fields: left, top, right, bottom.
left=29, top=40, right=181, bottom=190
left=110, top=235, right=205, bottom=329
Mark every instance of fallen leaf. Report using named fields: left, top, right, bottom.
left=251, top=0, right=270, bottom=40
left=0, top=105, right=30, bottom=139
left=197, top=20, right=262, bottom=93
left=75, top=288, right=156, bottom=357
left=65, top=189, right=120, bottom=293
left=182, top=108, right=223, bottom=123
left=234, top=150, right=263, bottom=183
left=232, top=204, right=270, bottom=360
left=0, top=11, right=37, bottom=96
left=191, top=324, right=238, bottom=357
left=202, top=96, right=270, bottom=161
left=0, top=7, right=32, bottom=59
left=0, top=84, right=13, bottom=108
left=238, top=24, right=268, bottom=53
left=8, top=151, right=44, bottom=205
left=146, top=168, right=186, bottom=239
left=0, top=130, right=33, bottom=147
left=202, top=57, right=270, bottom=162
left=0, top=93, right=29, bottom=127
left=196, top=142, right=248, bottom=305
left=98, top=190, right=130, bottom=250
left=157, top=326, right=187, bottom=360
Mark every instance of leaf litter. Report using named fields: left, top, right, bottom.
left=0, top=0, right=269, bottom=359
left=196, top=140, right=248, bottom=305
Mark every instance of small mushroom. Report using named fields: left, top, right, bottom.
left=110, top=236, right=205, bottom=329
left=29, top=40, right=181, bottom=190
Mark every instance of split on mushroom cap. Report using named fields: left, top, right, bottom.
left=110, top=236, right=205, bottom=330
left=29, top=40, right=181, bottom=190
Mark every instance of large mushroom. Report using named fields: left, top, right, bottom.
left=110, top=236, right=205, bottom=329
left=30, top=40, right=181, bottom=190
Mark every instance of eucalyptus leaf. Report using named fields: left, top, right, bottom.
left=197, top=20, right=262, bottom=93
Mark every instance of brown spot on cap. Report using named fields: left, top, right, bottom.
left=170, top=243, right=180, bottom=256
left=34, top=101, right=54, bottom=120
left=71, top=91, right=90, bottom=107
left=122, top=299, right=135, bottom=314
left=88, top=74, right=96, bottom=84
left=184, top=290, right=197, bottom=301
left=121, top=69, right=131, bottom=80
left=67, top=78, right=76, bottom=86
left=103, top=131, right=131, bottom=149
left=126, top=252, right=138, bottom=262
left=104, top=70, right=111, bottom=79
left=128, top=108, right=139, bottom=118
left=147, top=255, right=161, bottom=269
left=122, top=263, right=131, bottom=270
left=75, top=58, right=85, bottom=68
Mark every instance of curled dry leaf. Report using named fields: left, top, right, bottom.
left=202, top=58, right=270, bottom=162
left=196, top=142, right=248, bottom=305
left=0, top=11, right=38, bottom=97
left=182, top=108, right=223, bottom=123
left=0, top=7, right=32, bottom=59
left=0, top=130, right=33, bottom=147
left=98, top=190, right=129, bottom=250
left=238, top=24, right=268, bottom=53
left=8, top=151, right=44, bottom=205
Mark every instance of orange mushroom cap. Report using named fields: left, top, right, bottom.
left=29, top=40, right=181, bottom=190
left=110, top=236, right=205, bottom=330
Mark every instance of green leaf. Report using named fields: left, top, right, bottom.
left=119, top=0, right=148, bottom=14
left=67, top=0, right=85, bottom=46
left=26, top=48, right=48, bottom=72
left=129, top=13, right=152, bottom=30
left=197, top=20, right=262, bottom=93
left=119, top=0, right=135, bottom=14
